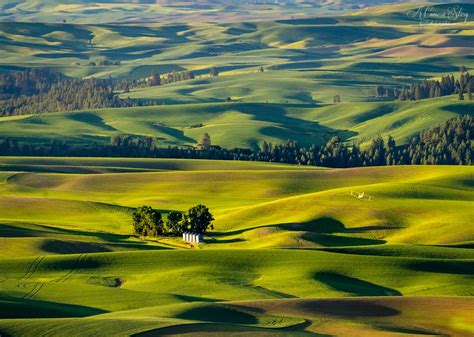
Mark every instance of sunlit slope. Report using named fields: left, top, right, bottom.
left=0, top=0, right=354, bottom=24
left=1, top=298, right=473, bottom=336
left=223, top=297, right=474, bottom=337
left=0, top=10, right=472, bottom=100
left=0, top=10, right=473, bottom=150
left=0, top=98, right=472, bottom=149
left=0, top=247, right=473, bottom=336
left=1, top=159, right=472, bottom=252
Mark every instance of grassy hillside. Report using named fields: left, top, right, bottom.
left=0, top=158, right=473, bottom=336
left=0, top=98, right=472, bottom=149
left=0, top=0, right=413, bottom=24
left=1, top=3, right=473, bottom=335
left=0, top=3, right=473, bottom=150
left=0, top=3, right=473, bottom=149
left=0, top=158, right=472, bottom=251
left=0, top=248, right=473, bottom=336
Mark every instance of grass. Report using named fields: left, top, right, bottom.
left=0, top=98, right=472, bottom=150
left=0, top=4, right=472, bottom=150
left=0, top=158, right=473, bottom=335
left=0, top=3, right=473, bottom=335
left=0, top=158, right=472, bottom=246
left=0, top=247, right=473, bottom=336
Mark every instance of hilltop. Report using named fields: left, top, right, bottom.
left=0, top=2, right=473, bottom=150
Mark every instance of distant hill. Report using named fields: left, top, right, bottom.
left=0, top=3, right=473, bottom=149
left=0, top=0, right=467, bottom=24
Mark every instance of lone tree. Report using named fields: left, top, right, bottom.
left=210, top=67, right=219, bottom=77
left=132, top=206, right=163, bottom=236
left=201, top=133, right=212, bottom=150
left=187, top=204, right=214, bottom=234
left=148, top=72, right=161, bottom=86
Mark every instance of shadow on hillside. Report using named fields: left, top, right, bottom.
left=0, top=224, right=42, bottom=237
left=231, top=104, right=357, bottom=145
left=0, top=223, right=171, bottom=254
left=441, top=103, right=474, bottom=116
left=375, top=324, right=440, bottom=336
left=300, top=299, right=400, bottom=318
left=151, top=123, right=196, bottom=143
left=41, top=239, right=112, bottom=254
left=173, top=294, right=220, bottom=303
left=176, top=304, right=258, bottom=325
left=313, top=272, right=401, bottom=297
left=69, top=112, right=118, bottom=132
left=211, top=217, right=386, bottom=247
left=136, top=323, right=329, bottom=337
left=206, top=238, right=245, bottom=245
left=407, top=260, right=474, bottom=275
left=0, top=295, right=106, bottom=318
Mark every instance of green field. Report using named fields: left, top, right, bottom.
left=0, top=158, right=473, bottom=336
left=0, top=98, right=472, bottom=149
left=1, top=3, right=473, bottom=149
left=1, top=1, right=474, bottom=336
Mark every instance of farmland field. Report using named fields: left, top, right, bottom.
left=0, top=158, right=473, bottom=336
left=0, top=1, right=473, bottom=336
left=1, top=3, right=473, bottom=150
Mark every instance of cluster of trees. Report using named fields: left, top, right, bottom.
left=132, top=205, right=214, bottom=237
left=406, top=114, right=471, bottom=165
left=0, top=116, right=471, bottom=167
left=95, top=59, right=121, bottom=67
left=143, top=70, right=197, bottom=87
left=0, top=64, right=225, bottom=116
left=256, top=115, right=471, bottom=166
left=0, top=69, right=152, bottom=116
left=0, top=68, right=64, bottom=97
left=0, top=78, right=130, bottom=116
left=162, top=71, right=196, bottom=85
left=376, top=68, right=473, bottom=101
left=142, top=67, right=218, bottom=88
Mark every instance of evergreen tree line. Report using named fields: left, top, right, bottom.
left=115, top=70, right=197, bottom=92
left=132, top=204, right=214, bottom=237
left=0, top=115, right=471, bottom=167
left=0, top=69, right=156, bottom=117
left=0, top=67, right=221, bottom=116
left=0, top=68, right=64, bottom=97
left=128, top=67, right=218, bottom=90
left=376, top=70, right=473, bottom=101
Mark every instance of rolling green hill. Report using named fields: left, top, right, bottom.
left=0, top=158, right=473, bottom=336
left=1, top=2, right=473, bottom=336
left=0, top=3, right=473, bottom=150
left=0, top=0, right=435, bottom=24
left=0, top=98, right=472, bottom=149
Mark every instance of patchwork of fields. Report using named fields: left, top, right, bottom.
left=1, top=3, right=473, bottom=149
left=1, top=1, right=473, bottom=336
left=0, top=158, right=473, bottom=336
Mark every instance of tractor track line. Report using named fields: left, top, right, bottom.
left=27, top=282, right=45, bottom=299
left=19, top=256, right=40, bottom=281
left=55, top=254, right=88, bottom=283
left=17, top=256, right=45, bottom=290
